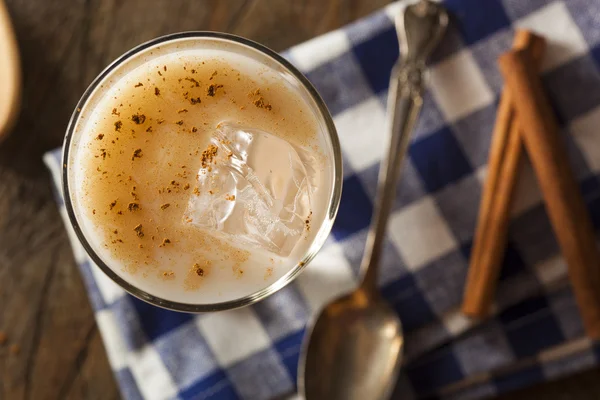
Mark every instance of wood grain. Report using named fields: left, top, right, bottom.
left=0, top=0, right=598, bottom=399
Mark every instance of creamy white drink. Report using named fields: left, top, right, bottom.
left=65, top=36, right=337, bottom=305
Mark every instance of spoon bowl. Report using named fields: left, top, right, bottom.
left=299, top=289, right=403, bottom=400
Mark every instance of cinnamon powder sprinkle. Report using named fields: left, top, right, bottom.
left=160, top=238, right=171, bottom=246
left=207, top=84, right=223, bottom=97
left=134, top=224, right=144, bottom=237
left=154, top=87, right=160, bottom=96
left=193, top=187, right=200, bottom=195
left=112, top=108, right=119, bottom=115
left=225, top=194, right=235, bottom=201
left=132, top=148, right=143, bottom=160
left=191, top=127, right=198, bottom=133
left=128, top=202, right=140, bottom=212
left=253, top=97, right=272, bottom=110
left=185, top=77, right=200, bottom=87
left=178, top=109, right=188, bottom=113
left=184, top=183, right=190, bottom=190
left=162, top=270, right=175, bottom=279
left=160, top=203, right=170, bottom=210
left=134, top=82, right=143, bottom=87
left=175, top=120, right=184, bottom=125
left=190, top=97, right=201, bottom=105
left=109, top=200, right=117, bottom=210
left=201, top=145, right=218, bottom=168
left=114, top=121, right=123, bottom=131
left=131, top=113, right=146, bottom=124
left=96, top=134, right=104, bottom=140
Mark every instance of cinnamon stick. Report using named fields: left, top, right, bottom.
left=499, top=49, right=600, bottom=339
left=462, top=31, right=546, bottom=318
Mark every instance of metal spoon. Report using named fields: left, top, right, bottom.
left=298, top=2, right=448, bottom=399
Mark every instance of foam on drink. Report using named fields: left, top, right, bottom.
left=67, top=42, right=334, bottom=304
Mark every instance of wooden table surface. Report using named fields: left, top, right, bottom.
left=0, top=0, right=599, bottom=399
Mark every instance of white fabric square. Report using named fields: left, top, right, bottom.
left=295, top=243, right=356, bottom=312
left=516, top=2, right=588, bottom=71
left=389, top=196, right=458, bottom=270
left=442, top=309, right=475, bottom=336
left=59, top=208, right=88, bottom=265
left=384, top=1, right=406, bottom=22
left=128, top=344, right=178, bottom=400
left=570, top=106, right=600, bottom=174
left=96, top=309, right=128, bottom=370
left=533, top=255, right=568, bottom=287
left=429, top=49, right=494, bottom=122
left=88, top=258, right=126, bottom=304
left=197, top=307, right=271, bottom=367
left=290, top=29, right=351, bottom=72
left=334, top=97, right=386, bottom=170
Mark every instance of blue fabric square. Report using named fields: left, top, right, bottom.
left=179, top=369, right=240, bottom=400
left=445, top=0, right=511, bottom=45
left=585, top=177, right=600, bottom=229
left=452, top=322, right=516, bottom=375
left=509, top=204, right=559, bottom=266
left=469, top=28, right=513, bottom=94
left=154, top=322, right=219, bottom=389
left=413, top=91, right=447, bottom=140
left=253, top=285, right=309, bottom=341
left=110, top=296, right=149, bottom=351
left=130, top=296, right=193, bottom=341
left=451, top=103, right=498, bottom=169
left=305, top=51, right=374, bottom=116
left=414, top=250, right=468, bottom=317
left=545, top=53, right=600, bottom=123
left=332, top=174, right=372, bottom=240
left=501, top=0, right=549, bottom=20
left=78, top=261, right=107, bottom=310
left=114, top=368, right=144, bottom=400
left=499, top=296, right=565, bottom=358
left=405, top=345, right=465, bottom=393
left=341, top=228, right=407, bottom=283
left=273, top=329, right=305, bottom=385
left=493, top=365, right=544, bottom=396
left=228, top=348, right=294, bottom=400
left=382, top=274, right=437, bottom=332
left=498, top=242, right=526, bottom=280
left=358, top=158, right=427, bottom=210
left=434, top=173, right=481, bottom=243
left=549, top=287, right=584, bottom=340
left=409, top=126, right=473, bottom=193
left=352, top=26, right=398, bottom=94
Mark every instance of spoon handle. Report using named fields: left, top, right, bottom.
left=359, top=60, right=424, bottom=293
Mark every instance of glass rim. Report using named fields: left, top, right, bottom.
left=62, top=31, right=343, bottom=313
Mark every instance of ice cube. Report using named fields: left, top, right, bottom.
left=184, top=122, right=315, bottom=256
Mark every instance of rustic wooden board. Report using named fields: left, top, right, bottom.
left=0, top=0, right=598, bottom=399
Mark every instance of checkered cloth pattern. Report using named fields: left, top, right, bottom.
left=44, top=0, right=600, bottom=399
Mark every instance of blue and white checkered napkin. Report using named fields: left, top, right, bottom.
left=44, top=0, right=600, bottom=398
